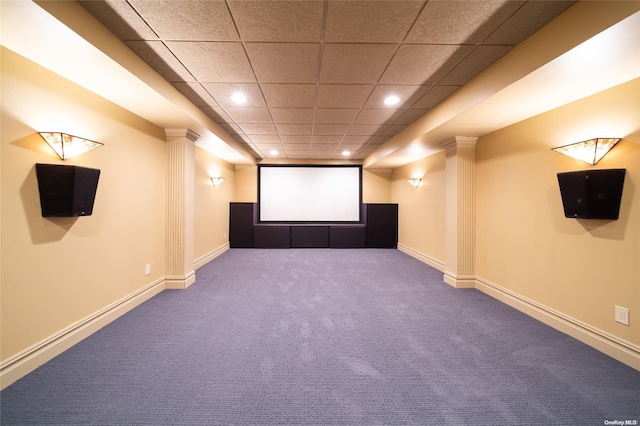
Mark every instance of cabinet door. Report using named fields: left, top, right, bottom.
left=229, top=203, right=255, bottom=248
left=366, top=204, right=398, bottom=248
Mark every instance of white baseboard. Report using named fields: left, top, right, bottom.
left=475, top=276, right=640, bottom=371
left=0, top=278, right=165, bottom=390
left=194, top=242, right=230, bottom=270
left=397, top=243, right=445, bottom=272
left=397, top=242, right=640, bottom=371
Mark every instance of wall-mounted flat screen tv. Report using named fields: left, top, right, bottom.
left=557, top=169, right=625, bottom=220
left=35, top=163, right=101, bottom=217
left=258, top=165, right=362, bottom=223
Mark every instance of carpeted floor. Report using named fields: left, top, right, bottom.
left=1, top=249, right=639, bottom=425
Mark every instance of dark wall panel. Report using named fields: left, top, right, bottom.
left=229, top=203, right=255, bottom=248
left=291, top=226, right=329, bottom=248
left=366, top=204, right=398, bottom=248
left=330, top=226, right=366, bottom=248
left=254, top=226, right=290, bottom=248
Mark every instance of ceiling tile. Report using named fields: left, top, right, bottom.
left=167, top=42, right=256, bottom=82
left=201, top=83, right=266, bottom=107
left=281, top=135, right=311, bottom=144
left=247, top=134, right=282, bottom=144
left=314, top=109, right=360, bottom=124
left=238, top=123, right=277, bottom=134
left=261, top=84, right=317, bottom=108
left=412, top=85, right=460, bottom=109
left=311, top=143, right=340, bottom=151
left=380, top=44, right=473, bottom=85
left=439, top=45, right=513, bottom=85
left=270, top=108, right=314, bottom=124
left=320, top=44, right=397, bottom=84
left=342, top=135, right=375, bottom=145
left=79, top=1, right=158, bottom=40
left=312, top=137, right=342, bottom=145
left=485, top=1, right=576, bottom=45
left=347, top=124, right=385, bottom=136
left=338, top=142, right=364, bottom=152
left=173, top=83, right=218, bottom=107
left=363, top=85, right=430, bottom=109
left=254, top=144, right=285, bottom=152
left=225, top=107, right=272, bottom=123
left=394, top=109, right=428, bottom=125
left=406, top=0, right=523, bottom=44
left=316, top=85, right=374, bottom=108
left=276, top=124, right=313, bottom=135
left=354, top=109, right=403, bottom=125
left=324, top=1, right=424, bottom=43
left=126, top=41, right=194, bottom=82
left=128, top=0, right=239, bottom=40
left=313, top=124, right=350, bottom=136
left=283, top=144, right=311, bottom=151
left=228, top=1, right=324, bottom=42
left=372, top=136, right=391, bottom=145
left=246, top=43, right=320, bottom=83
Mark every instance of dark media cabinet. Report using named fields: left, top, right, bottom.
left=229, top=203, right=398, bottom=249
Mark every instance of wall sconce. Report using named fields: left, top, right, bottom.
left=551, top=138, right=620, bottom=165
left=211, top=177, right=225, bottom=187
left=406, top=178, right=421, bottom=188
left=39, top=132, right=103, bottom=160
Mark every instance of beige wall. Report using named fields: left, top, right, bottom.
left=0, top=47, right=167, bottom=360
left=475, top=78, right=640, bottom=346
left=391, top=152, right=446, bottom=265
left=194, top=147, right=234, bottom=261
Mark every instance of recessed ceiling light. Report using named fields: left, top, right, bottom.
left=383, top=95, right=400, bottom=106
left=342, top=150, right=351, bottom=156
left=230, top=93, right=248, bottom=104
left=270, top=150, right=278, bottom=155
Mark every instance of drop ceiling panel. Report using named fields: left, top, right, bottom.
left=261, top=84, right=317, bottom=108
left=79, top=0, right=577, bottom=161
left=167, top=42, right=256, bottom=82
left=324, top=1, right=424, bottom=43
left=128, top=0, right=239, bottom=40
left=320, top=44, right=398, bottom=84
left=201, top=83, right=266, bottom=107
left=270, top=108, right=314, bottom=124
left=228, top=0, right=324, bottom=42
left=246, top=43, right=320, bottom=83
left=314, top=109, right=360, bottom=124
left=405, top=0, right=524, bottom=44
left=380, top=44, right=474, bottom=85
left=316, top=85, right=374, bottom=109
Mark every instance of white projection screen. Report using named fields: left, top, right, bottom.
left=259, top=165, right=362, bottom=222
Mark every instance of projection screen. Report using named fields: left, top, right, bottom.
left=259, top=165, right=362, bottom=222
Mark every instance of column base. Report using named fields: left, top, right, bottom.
left=443, top=271, right=476, bottom=289
left=165, top=270, right=196, bottom=289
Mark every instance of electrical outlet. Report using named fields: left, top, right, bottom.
left=144, top=264, right=151, bottom=276
left=615, top=305, right=629, bottom=325
left=223, top=232, right=227, bottom=239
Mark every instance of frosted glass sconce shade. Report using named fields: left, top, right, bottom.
left=552, top=138, right=620, bottom=165
left=39, top=132, right=103, bottom=160
left=211, top=177, right=225, bottom=187
left=406, top=178, right=421, bottom=188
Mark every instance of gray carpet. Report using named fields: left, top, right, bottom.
left=1, top=249, right=639, bottom=425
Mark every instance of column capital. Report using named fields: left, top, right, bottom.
left=440, top=136, right=478, bottom=150
left=164, top=128, right=200, bottom=142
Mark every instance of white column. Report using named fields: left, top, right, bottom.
left=165, top=129, right=198, bottom=289
left=440, top=136, right=477, bottom=288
